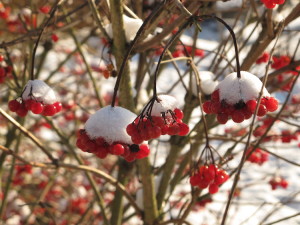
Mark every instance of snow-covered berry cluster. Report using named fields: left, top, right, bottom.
left=203, top=71, right=279, bottom=124
left=76, top=106, right=151, bottom=162
left=126, top=95, right=189, bottom=144
left=261, top=0, right=285, bottom=9
left=8, top=80, right=61, bottom=117
left=269, top=176, right=288, bottom=190
left=190, top=164, right=229, bottom=194
left=246, top=148, right=269, bottom=165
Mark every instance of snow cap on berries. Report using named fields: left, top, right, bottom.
left=21, top=80, right=58, bottom=105
left=151, top=95, right=177, bottom=116
left=217, top=71, right=270, bottom=105
left=105, top=15, right=143, bottom=42
left=84, top=106, right=137, bottom=144
left=191, top=71, right=219, bottom=95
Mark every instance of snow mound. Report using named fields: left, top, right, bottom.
left=105, top=15, right=143, bottom=43
left=85, top=106, right=137, bottom=144
left=217, top=71, right=270, bottom=105
left=191, top=71, right=219, bottom=95
left=151, top=95, right=177, bottom=116
left=22, top=80, right=58, bottom=104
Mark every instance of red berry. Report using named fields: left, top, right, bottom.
left=136, top=144, right=150, bottom=159
left=208, top=183, right=219, bottom=194
left=112, top=144, right=125, bottom=155
left=242, top=108, right=252, bottom=120
left=43, top=104, right=57, bottom=116
left=198, top=179, right=210, bottom=189
left=174, top=108, right=184, bottom=120
left=211, top=90, right=220, bottom=102
left=265, top=97, right=278, bottom=112
left=31, top=101, right=44, bottom=114
left=51, top=34, right=59, bottom=42
left=210, top=101, right=221, bottom=114
left=168, top=124, right=180, bottom=135
left=131, top=135, right=143, bottom=145
left=25, top=99, right=35, bottom=110
left=126, top=123, right=137, bottom=136
left=16, top=104, right=28, bottom=117
left=39, top=5, right=51, bottom=14
left=217, top=113, right=228, bottom=124
left=246, top=100, right=257, bottom=113
left=257, top=104, right=267, bottom=117
left=124, top=153, right=136, bottom=162
left=232, top=110, right=244, bottom=123
left=205, top=164, right=217, bottom=182
left=178, top=123, right=189, bottom=136
left=215, top=170, right=229, bottom=185
left=203, top=101, right=212, bottom=114
left=54, top=102, right=62, bottom=113
left=150, top=126, right=162, bottom=139
left=95, top=147, right=109, bottom=159
left=8, top=100, right=21, bottom=112
left=190, top=174, right=200, bottom=186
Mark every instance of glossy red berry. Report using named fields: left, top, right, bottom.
left=43, top=104, right=57, bottom=116
left=25, top=99, right=35, bottom=110
left=111, top=144, right=125, bottom=155
left=203, top=101, right=212, bottom=114
left=54, top=102, right=62, bottom=113
left=136, top=144, right=150, bottom=159
left=232, top=110, right=244, bottom=123
left=265, top=97, right=278, bottom=112
left=16, top=104, right=28, bottom=117
left=174, top=108, right=184, bottom=120
left=209, top=183, right=219, bottom=194
left=178, top=123, right=189, bottom=136
left=211, top=90, right=220, bottom=102
left=257, top=104, right=267, bottom=117
left=246, top=100, right=257, bottom=113
left=31, top=101, right=44, bottom=114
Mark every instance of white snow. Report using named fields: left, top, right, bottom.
left=84, top=106, right=137, bottom=144
left=191, top=71, right=219, bottom=95
left=217, top=71, right=270, bottom=104
left=151, top=95, right=178, bottom=116
left=21, top=80, right=58, bottom=104
left=105, top=15, right=143, bottom=43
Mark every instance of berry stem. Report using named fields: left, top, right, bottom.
left=152, top=17, right=194, bottom=97
left=198, top=15, right=241, bottom=79
left=30, top=0, right=62, bottom=81
left=111, top=2, right=166, bottom=107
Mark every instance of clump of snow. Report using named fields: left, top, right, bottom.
left=191, top=71, right=219, bottom=95
left=85, top=106, right=137, bottom=144
left=151, top=95, right=177, bottom=116
left=22, top=80, right=58, bottom=104
left=217, top=71, right=270, bottom=105
left=105, top=15, right=143, bottom=43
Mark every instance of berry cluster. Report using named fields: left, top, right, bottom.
left=126, top=107, right=189, bottom=144
left=190, top=164, right=229, bottom=194
left=269, top=176, right=288, bottom=190
left=203, top=89, right=279, bottom=124
left=8, top=79, right=61, bottom=117
left=76, top=129, right=150, bottom=162
left=261, top=0, right=285, bottom=9
left=8, top=98, right=62, bottom=117
left=281, top=130, right=298, bottom=143
left=246, top=148, right=269, bottom=165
